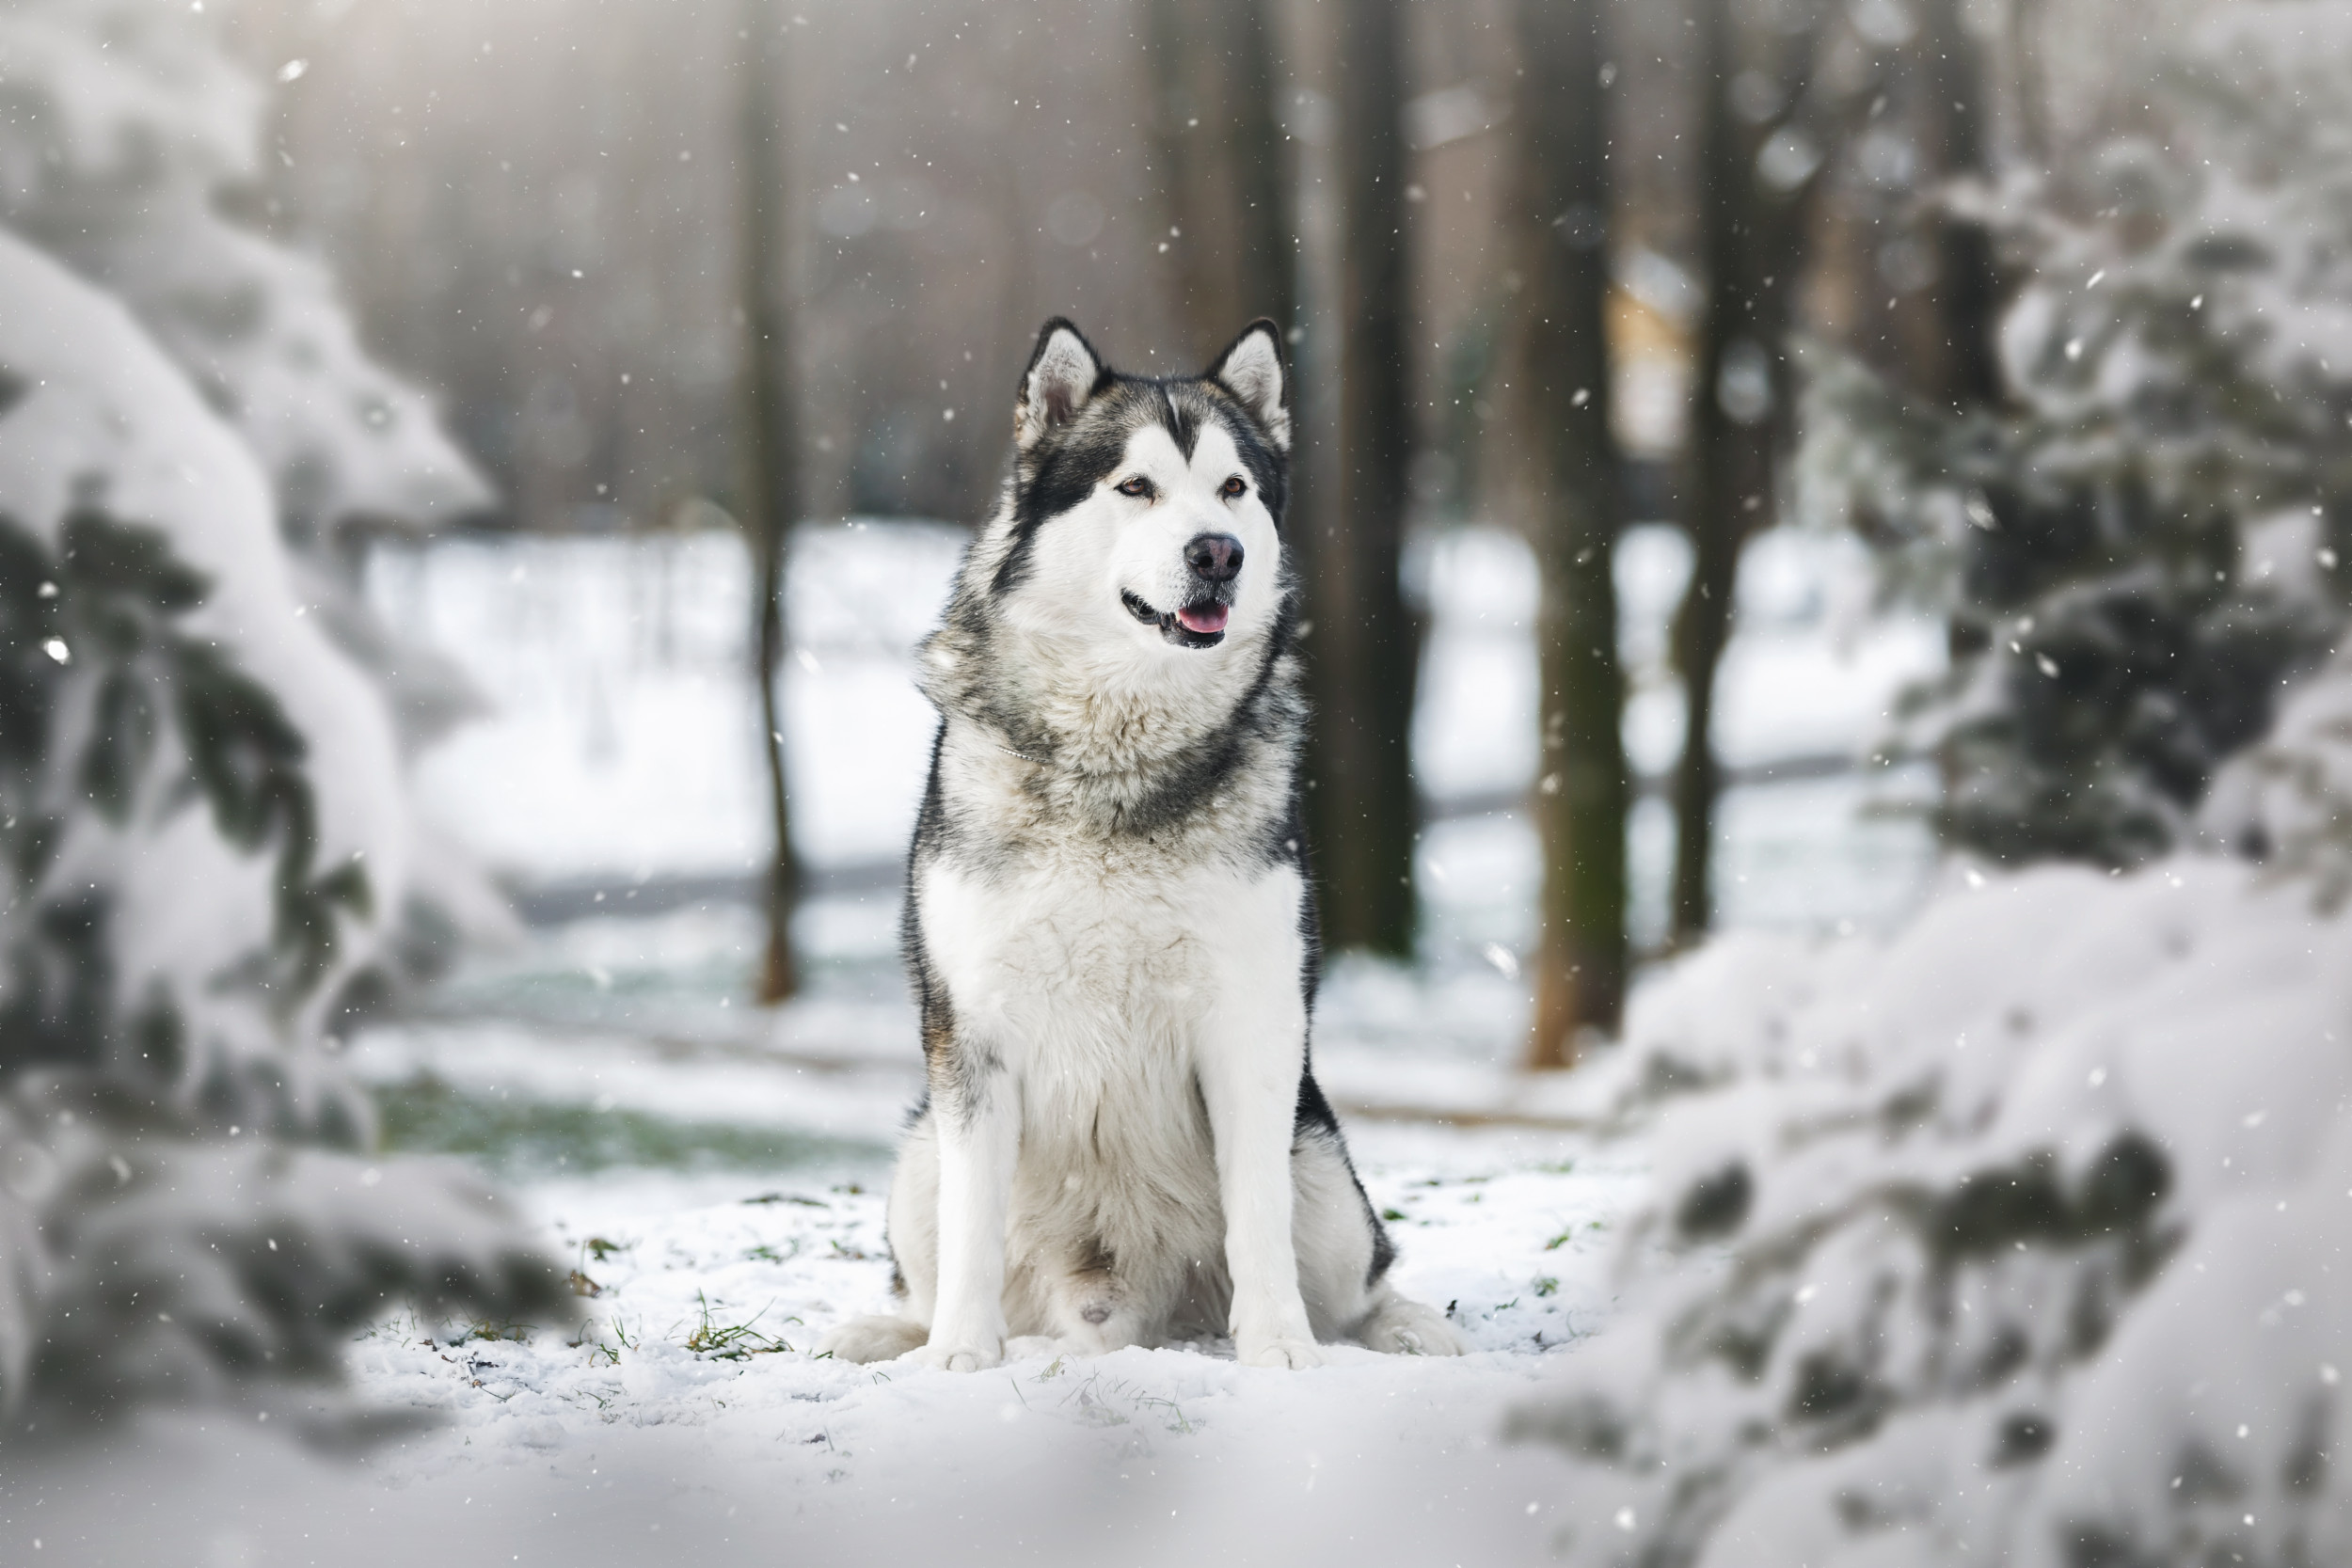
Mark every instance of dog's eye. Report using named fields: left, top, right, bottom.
left=1219, top=475, right=1248, bottom=499
left=1115, top=476, right=1154, bottom=499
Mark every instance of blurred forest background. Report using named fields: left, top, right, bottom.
left=214, top=0, right=2149, bottom=1053
left=5, top=0, right=2351, bottom=1562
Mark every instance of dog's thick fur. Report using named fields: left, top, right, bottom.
left=818, top=318, right=1462, bottom=1370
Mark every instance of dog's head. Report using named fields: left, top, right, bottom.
left=988, top=317, right=1292, bottom=658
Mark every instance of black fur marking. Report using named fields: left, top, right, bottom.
left=1285, top=787, right=1325, bottom=1011
left=1293, top=1063, right=1343, bottom=1140
left=993, top=415, right=1133, bottom=596
left=1159, top=387, right=1200, bottom=460
left=1367, top=1194, right=1399, bottom=1287
left=900, top=727, right=951, bottom=994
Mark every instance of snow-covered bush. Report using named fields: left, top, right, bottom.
left=1514, top=800, right=2349, bottom=1558
left=0, top=0, right=491, bottom=547
left=1800, top=2, right=2352, bottom=866
left=0, top=231, right=558, bottom=1411
left=0, top=0, right=516, bottom=978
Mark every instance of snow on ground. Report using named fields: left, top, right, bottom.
left=323, top=1111, right=1646, bottom=1568
left=0, top=901, right=1633, bottom=1565
left=6, top=957, right=1655, bottom=1567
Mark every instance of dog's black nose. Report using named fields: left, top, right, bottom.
left=1185, top=532, right=1245, bottom=583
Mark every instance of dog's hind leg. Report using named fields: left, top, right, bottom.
left=1288, top=1078, right=1466, bottom=1357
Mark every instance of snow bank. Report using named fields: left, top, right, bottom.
left=1511, top=847, right=2350, bottom=1565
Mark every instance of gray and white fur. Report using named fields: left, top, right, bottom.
left=818, top=317, right=1462, bottom=1370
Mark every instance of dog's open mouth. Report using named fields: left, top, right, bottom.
left=1121, top=590, right=1229, bottom=648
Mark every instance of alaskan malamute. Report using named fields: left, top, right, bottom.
left=818, top=318, right=1462, bottom=1370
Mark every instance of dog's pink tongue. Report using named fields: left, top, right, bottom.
left=1176, top=603, right=1230, bottom=634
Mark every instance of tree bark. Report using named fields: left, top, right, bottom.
left=1515, top=0, right=1629, bottom=1069
left=1145, top=0, right=1229, bottom=349
left=1667, top=0, right=1816, bottom=942
left=1146, top=0, right=1296, bottom=348
left=738, top=0, right=801, bottom=1005
left=1311, top=0, right=1418, bottom=961
left=1921, top=0, right=2004, bottom=407
left=1225, top=0, right=1296, bottom=341
left=2007, top=0, right=2051, bottom=171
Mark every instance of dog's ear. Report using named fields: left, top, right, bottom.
left=1204, top=318, right=1290, bottom=452
left=1016, top=318, right=1106, bottom=451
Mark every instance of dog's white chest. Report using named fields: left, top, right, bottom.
left=917, top=854, right=1300, bottom=1056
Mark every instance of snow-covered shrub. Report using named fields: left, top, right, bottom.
left=1514, top=856, right=2349, bottom=1560
left=1799, top=2, right=2352, bottom=866
left=0, top=0, right=516, bottom=976
left=0, top=231, right=558, bottom=1411
left=0, top=0, right=491, bottom=546
left=2202, top=641, right=2352, bottom=904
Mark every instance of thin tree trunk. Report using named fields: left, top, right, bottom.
left=1668, top=0, right=1818, bottom=942
left=1226, top=0, right=1296, bottom=339
left=1312, top=0, right=1418, bottom=960
left=1515, top=0, right=1628, bottom=1069
left=738, top=0, right=801, bottom=1005
left=1922, top=0, right=2003, bottom=406
left=2008, top=0, right=2050, bottom=170
left=1922, top=0, right=2006, bottom=692
left=1148, top=0, right=1296, bottom=346
left=1146, top=0, right=1228, bottom=349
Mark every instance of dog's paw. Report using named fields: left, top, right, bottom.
left=901, top=1338, right=1005, bottom=1373
left=1237, top=1335, right=1327, bottom=1370
left=816, top=1315, right=930, bottom=1365
left=1358, top=1294, right=1468, bottom=1357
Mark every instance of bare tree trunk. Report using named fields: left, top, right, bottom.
left=1922, top=0, right=2007, bottom=692
left=1226, top=0, right=1296, bottom=340
left=1311, top=0, right=1418, bottom=960
left=1146, top=0, right=1229, bottom=349
left=1667, top=0, right=1818, bottom=942
left=1922, top=0, right=2003, bottom=407
left=738, top=0, right=801, bottom=1005
left=1147, top=0, right=1296, bottom=348
left=2008, top=0, right=2051, bottom=170
left=1514, top=0, right=1628, bottom=1068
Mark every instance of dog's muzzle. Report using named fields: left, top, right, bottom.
left=1121, top=532, right=1243, bottom=649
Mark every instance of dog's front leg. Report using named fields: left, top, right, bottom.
left=908, top=1048, right=1019, bottom=1371
left=1200, top=973, right=1323, bottom=1370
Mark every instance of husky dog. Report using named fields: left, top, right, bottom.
left=818, top=318, right=1462, bottom=1371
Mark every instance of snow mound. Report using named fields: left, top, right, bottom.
left=1514, top=852, right=2350, bottom=1566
